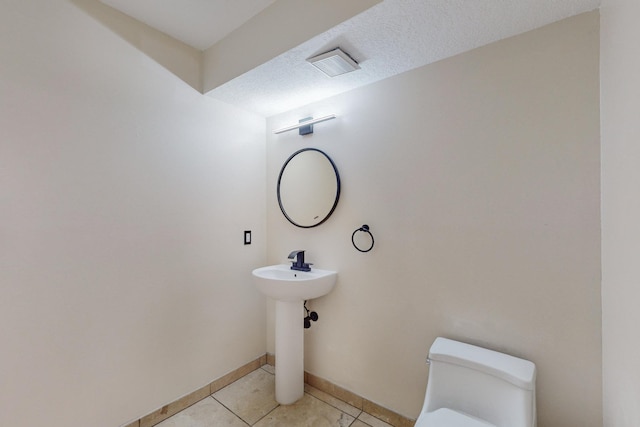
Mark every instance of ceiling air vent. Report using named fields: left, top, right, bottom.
left=307, top=48, right=360, bottom=77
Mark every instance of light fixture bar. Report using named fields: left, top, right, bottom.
left=273, top=114, right=337, bottom=134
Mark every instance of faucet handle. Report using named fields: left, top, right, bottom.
left=288, top=250, right=312, bottom=271
left=288, top=250, right=305, bottom=259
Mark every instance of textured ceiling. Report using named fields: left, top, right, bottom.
left=101, top=0, right=600, bottom=117
left=99, top=0, right=276, bottom=50
left=208, top=0, right=600, bottom=117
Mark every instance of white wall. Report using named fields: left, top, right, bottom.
left=266, top=12, right=601, bottom=427
left=0, top=2, right=266, bottom=426
left=601, top=1, right=640, bottom=426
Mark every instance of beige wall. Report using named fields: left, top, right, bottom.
left=0, top=2, right=608, bottom=427
left=71, top=0, right=203, bottom=92
left=202, top=0, right=381, bottom=93
left=601, top=1, right=640, bottom=426
left=266, top=12, right=601, bottom=427
left=0, top=2, right=266, bottom=426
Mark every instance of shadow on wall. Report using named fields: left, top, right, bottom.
left=70, top=0, right=202, bottom=92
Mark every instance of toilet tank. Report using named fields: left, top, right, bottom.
left=422, top=337, right=536, bottom=427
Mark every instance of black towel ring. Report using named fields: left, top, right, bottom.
left=352, top=224, right=374, bottom=253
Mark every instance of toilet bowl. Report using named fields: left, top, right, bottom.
left=415, top=337, right=536, bottom=427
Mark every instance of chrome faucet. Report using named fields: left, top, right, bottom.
left=288, top=250, right=312, bottom=272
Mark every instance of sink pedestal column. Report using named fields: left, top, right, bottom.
left=274, top=300, right=304, bottom=404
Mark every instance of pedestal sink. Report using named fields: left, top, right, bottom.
left=252, top=264, right=337, bottom=404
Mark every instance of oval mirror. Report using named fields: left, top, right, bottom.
left=277, top=148, right=341, bottom=228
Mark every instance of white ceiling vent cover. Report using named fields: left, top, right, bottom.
left=307, top=48, right=360, bottom=77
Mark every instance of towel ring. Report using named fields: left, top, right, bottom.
left=352, top=224, right=374, bottom=253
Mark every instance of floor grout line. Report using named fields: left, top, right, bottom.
left=250, top=402, right=281, bottom=426
left=210, top=394, right=254, bottom=426
left=143, top=359, right=409, bottom=427
left=304, top=388, right=363, bottom=420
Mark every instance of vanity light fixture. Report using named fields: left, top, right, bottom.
left=307, top=48, right=360, bottom=77
left=273, top=114, right=337, bottom=135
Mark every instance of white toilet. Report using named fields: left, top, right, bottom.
left=415, top=337, right=536, bottom=427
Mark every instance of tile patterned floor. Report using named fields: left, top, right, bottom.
left=156, top=365, right=394, bottom=427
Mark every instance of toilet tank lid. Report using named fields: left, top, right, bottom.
left=429, top=337, right=536, bottom=391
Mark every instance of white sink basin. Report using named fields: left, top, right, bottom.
left=252, top=264, right=337, bottom=302
left=251, top=263, right=337, bottom=405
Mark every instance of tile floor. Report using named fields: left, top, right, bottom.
left=156, top=365, right=394, bottom=427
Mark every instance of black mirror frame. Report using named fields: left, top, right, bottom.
left=276, top=148, right=341, bottom=228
